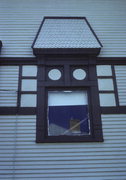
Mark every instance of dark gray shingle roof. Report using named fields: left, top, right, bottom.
left=32, top=17, right=102, bottom=55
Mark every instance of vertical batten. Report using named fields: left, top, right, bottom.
left=0, top=66, right=19, bottom=106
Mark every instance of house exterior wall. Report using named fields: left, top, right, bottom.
left=0, top=66, right=19, bottom=106
left=0, top=114, right=126, bottom=179
left=0, top=0, right=126, bottom=179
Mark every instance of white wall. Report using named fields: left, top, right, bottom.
left=0, top=0, right=126, bottom=57
left=0, top=66, right=19, bottom=106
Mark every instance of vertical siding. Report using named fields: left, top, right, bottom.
left=0, top=66, right=19, bottom=106
left=114, top=66, right=126, bottom=106
left=0, top=114, right=126, bottom=179
left=0, top=0, right=126, bottom=57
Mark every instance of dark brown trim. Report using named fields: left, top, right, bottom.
left=97, top=57, right=126, bottom=65
left=0, top=107, right=36, bottom=115
left=36, top=57, right=103, bottom=143
left=0, top=57, right=126, bottom=65
left=37, top=135, right=103, bottom=143
left=89, top=59, right=103, bottom=141
left=101, top=107, right=126, bottom=114
left=97, top=76, right=113, bottom=79
left=112, top=65, right=120, bottom=106
left=21, top=91, right=37, bottom=94
left=17, top=66, right=22, bottom=109
left=99, top=91, right=115, bottom=93
left=21, top=77, right=37, bottom=79
left=33, top=48, right=101, bottom=56
left=0, top=40, right=2, bottom=51
left=0, top=57, right=37, bottom=65
left=36, top=63, right=46, bottom=143
left=43, top=16, right=87, bottom=19
left=45, top=54, right=89, bottom=61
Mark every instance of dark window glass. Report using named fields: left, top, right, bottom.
left=47, top=90, right=90, bottom=136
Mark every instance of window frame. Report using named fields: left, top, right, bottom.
left=46, top=87, right=91, bottom=138
left=36, top=55, right=103, bottom=143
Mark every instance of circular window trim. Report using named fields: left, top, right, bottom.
left=73, top=69, right=86, bottom=80
left=48, top=69, right=62, bottom=80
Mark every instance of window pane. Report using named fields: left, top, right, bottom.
left=22, top=66, right=37, bottom=77
left=21, top=94, right=36, bottom=107
left=73, top=69, right=86, bottom=80
left=99, top=93, right=116, bottom=107
left=97, top=65, right=112, bottom=76
left=48, top=69, right=61, bottom=80
left=98, top=79, right=114, bottom=91
left=47, top=90, right=90, bottom=136
left=21, top=79, right=37, bottom=91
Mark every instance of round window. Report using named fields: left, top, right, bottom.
left=48, top=69, right=61, bottom=80
left=73, top=69, right=86, bottom=80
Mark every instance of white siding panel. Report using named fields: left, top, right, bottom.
left=114, top=66, right=126, bottom=106
left=0, top=114, right=126, bottom=179
left=0, top=0, right=126, bottom=57
left=0, top=66, right=19, bottom=106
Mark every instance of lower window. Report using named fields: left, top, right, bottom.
left=47, top=90, right=90, bottom=136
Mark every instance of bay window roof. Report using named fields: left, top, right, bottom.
left=32, top=17, right=102, bottom=55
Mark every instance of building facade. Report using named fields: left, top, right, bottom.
left=0, top=0, right=126, bottom=179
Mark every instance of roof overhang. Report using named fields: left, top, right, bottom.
left=32, top=17, right=102, bottom=56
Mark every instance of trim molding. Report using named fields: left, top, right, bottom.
left=0, top=107, right=36, bottom=115
left=97, top=57, right=126, bottom=65
left=0, top=40, right=2, bottom=51
left=0, top=57, right=37, bottom=65
left=0, top=57, right=126, bottom=65
left=101, top=106, right=126, bottom=114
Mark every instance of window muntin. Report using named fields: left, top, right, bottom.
left=97, top=65, right=118, bottom=107
left=47, top=90, right=90, bottom=136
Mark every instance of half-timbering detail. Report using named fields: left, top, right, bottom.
left=1, top=1, right=126, bottom=178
